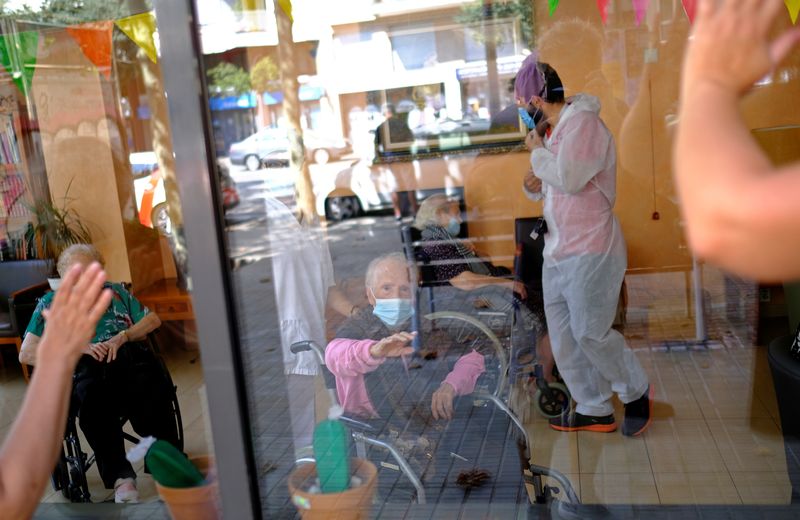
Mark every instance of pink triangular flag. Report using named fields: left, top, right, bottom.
left=682, top=0, right=698, bottom=24
left=597, top=0, right=610, bottom=24
left=787, top=0, right=800, bottom=24
left=632, top=0, right=649, bottom=26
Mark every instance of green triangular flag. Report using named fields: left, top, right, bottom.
left=548, top=0, right=560, bottom=16
left=0, top=31, right=39, bottom=94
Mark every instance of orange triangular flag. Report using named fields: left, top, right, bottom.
left=116, top=11, right=157, bottom=63
left=786, top=0, right=800, bottom=24
left=66, top=21, right=113, bottom=78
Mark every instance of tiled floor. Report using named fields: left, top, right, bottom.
left=524, top=267, right=793, bottom=506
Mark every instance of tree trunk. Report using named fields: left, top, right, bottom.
left=274, top=0, right=318, bottom=226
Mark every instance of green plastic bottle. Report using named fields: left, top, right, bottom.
left=313, top=405, right=350, bottom=493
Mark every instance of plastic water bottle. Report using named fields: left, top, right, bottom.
left=313, top=405, right=350, bottom=493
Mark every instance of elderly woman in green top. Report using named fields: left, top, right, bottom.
left=19, top=244, right=178, bottom=504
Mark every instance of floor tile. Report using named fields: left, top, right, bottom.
left=730, top=471, right=793, bottom=505
left=578, top=429, right=651, bottom=474
left=706, top=418, right=788, bottom=473
left=654, top=472, right=741, bottom=505
left=528, top=421, right=579, bottom=474
left=644, top=419, right=726, bottom=473
left=579, top=472, right=659, bottom=504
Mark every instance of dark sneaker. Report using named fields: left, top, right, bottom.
left=549, top=411, right=617, bottom=433
left=622, top=385, right=654, bottom=437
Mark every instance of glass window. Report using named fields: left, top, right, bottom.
left=0, top=1, right=215, bottom=513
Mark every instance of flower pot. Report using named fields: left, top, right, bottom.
left=288, top=458, right=378, bottom=520
left=155, top=455, right=220, bottom=520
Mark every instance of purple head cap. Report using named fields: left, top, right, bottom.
left=514, top=52, right=545, bottom=103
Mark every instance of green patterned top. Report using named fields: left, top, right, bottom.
left=25, top=282, right=150, bottom=343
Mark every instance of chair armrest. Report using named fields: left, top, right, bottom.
left=9, top=282, right=50, bottom=336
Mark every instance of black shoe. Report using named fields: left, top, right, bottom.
left=549, top=411, right=617, bottom=433
left=622, top=385, right=654, bottom=437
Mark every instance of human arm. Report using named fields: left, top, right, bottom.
left=432, top=350, right=486, bottom=420
left=0, top=263, right=111, bottom=520
left=325, top=333, right=414, bottom=378
left=523, top=168, right=543, bottom=201
left=531, top=111, right=611, bottom=195
left=103, top=312, right=161, bottom=362
left=674, top=0, right=800, bottom=280
left=449, top=271, right=526, bottom=299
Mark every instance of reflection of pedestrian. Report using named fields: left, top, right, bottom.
left=264, top=196, right=337, bottom=457
left=374, top=104, right=417, bottom=220
left=518, top=56, right=651, bottom=436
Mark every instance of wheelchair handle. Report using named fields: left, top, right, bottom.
left=290, top=340, right=338, bottom=392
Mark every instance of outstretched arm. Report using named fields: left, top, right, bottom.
left=0, top=262, right=111, bottom=519
left=675, top=0, right=800, bottom=280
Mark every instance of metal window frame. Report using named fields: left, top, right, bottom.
left=151, top=1, right=261, bottom=518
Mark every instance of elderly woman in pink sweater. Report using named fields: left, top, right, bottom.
left=324, top=252, right=529, bottom=508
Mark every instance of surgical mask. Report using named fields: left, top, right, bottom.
left=446, top=217, right=461, bottom=236
left=518, top=106, right=544, bottom=130
left=372, top=294, right=413, bottom=327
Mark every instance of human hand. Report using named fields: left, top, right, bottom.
left=523, top=170, right=542, bottom=194
left=525, top=130, right=543, bottom=151
left=512, top=280, right=528, bottom=301
left=431, top=382, right=455, bottom=420
left=39, top=262, right=112, bottom=365
left=104, top=332, right=128, bottom=363
left=369, top=332, right=416, bottom=359
left=682, top=0, right=800, bottom=98
left=83, top=343, right=109, bottom=362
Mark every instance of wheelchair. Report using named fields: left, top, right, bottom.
left=51, top=332, right=184, bottom=503
left=290, top=331, right=580, bottom=508
left=400, top=223, right=571, bottom=420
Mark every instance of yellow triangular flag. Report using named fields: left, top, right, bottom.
left=277, top=0, right=293, bottom=22
left=116, top=11, right=158, bottom=63
left=786, top=0, right=800, bottom=24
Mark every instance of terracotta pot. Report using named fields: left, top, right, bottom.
left=287, top=458, right=378, bottom=520
left=155, top=455, right=220, bottom=520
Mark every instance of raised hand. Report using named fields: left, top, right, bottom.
left=369, top=331, right=416, bottom=359
left=431, top=382, right=455, bottom=421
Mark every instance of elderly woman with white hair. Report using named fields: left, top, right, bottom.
left=19, top=244, right=179, bottom=504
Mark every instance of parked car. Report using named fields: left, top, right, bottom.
left=228, top=128, right=350, bottom=171
left=132, top=152, right=239, bottom=235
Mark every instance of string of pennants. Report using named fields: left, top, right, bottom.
left=550, top=0, right=800, bottom=26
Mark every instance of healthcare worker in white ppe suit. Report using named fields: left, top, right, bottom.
left=517, top=54, right=652, bottom=436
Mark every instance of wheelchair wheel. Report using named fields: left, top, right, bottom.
left=423, top=311, right=507, bottom=397
left=534, top=382, right=571, bottom=419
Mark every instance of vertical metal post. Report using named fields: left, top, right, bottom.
left=693, top=256, right=707, bottom=343
left=151, top=1, right=261, bottom=518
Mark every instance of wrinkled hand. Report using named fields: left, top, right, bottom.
left=103, top=332, right=128, bottom=363
left=83, top=343, right=109, bottom=362
left=524, top=170, right=542, bottom=194
left=682, top=0, right=800, bottom=97
left=525, top=130, right=543, bottom=151
left=431, top=382, right=456, bottom=421
left=39, top=262, right=112, bottom=365
left=369, top=332, right=416, bottom=359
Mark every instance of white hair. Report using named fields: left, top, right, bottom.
left=413, top=194, right=458, bottom=230
left=365, top=252, right=407, bottom=290
left=57, top=244, right=104, bottom=277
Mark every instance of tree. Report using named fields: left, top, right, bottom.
left=249, top=56, right=279, bottom=94
left=207, top=62, right=251, bottom=96
left=457, top=0, right=536, bottom=49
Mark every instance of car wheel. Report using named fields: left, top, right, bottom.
left=151, top=203, right=172, bottom=235
left=325, top=196, right=361, bottom=222
left=244, top=154, right=261, bottom=171
left=312, top=148, right=330, bottom=165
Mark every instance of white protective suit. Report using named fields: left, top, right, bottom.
left=525, top=94, right=648, bottom=417
left=266, top=196, right=335, bottom=451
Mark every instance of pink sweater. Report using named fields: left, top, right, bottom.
left=325, top=338, right=486, bottom=418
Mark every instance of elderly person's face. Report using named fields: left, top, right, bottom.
left=367, top=260, right=412, bottom=305
left=436, top=202, right=461, bottom=227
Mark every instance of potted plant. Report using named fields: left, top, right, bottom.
left=25, top=182, right=92, bottom=288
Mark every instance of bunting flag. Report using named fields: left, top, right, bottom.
left=597, top=0, right=610, bottom=24
left=66, top=21, right=113, bottom=78
left=0, top=31, right=39, bottom=94
left=787, top=0, right=800, bottom=24
left=632, top=0, right=649, bottom=25
left=548, top=0, right=560, bottom=17
left=277, top=0, right=293, bottom=23
left=681, top=0, right=698, bottom=24
left=115, top=11, right=158, bottom=63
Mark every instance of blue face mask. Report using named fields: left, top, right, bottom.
left=518, top=107, right=535, bottom=130
left=372, top=297, right=413, bottom=327
left=446, top=217, right=461, bottom=237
